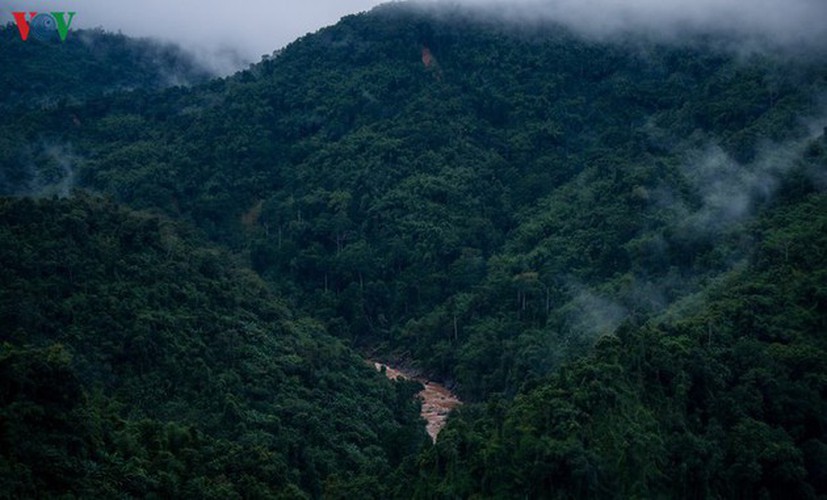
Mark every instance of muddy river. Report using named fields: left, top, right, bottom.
left=372, top=362, right=462, bottom=442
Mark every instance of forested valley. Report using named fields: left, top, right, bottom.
left=1, top=3, right=826, bottom=498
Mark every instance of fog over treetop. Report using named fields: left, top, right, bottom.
left=3, top=0, right=825, bottom=75
left=421, top=0, right=827, bottom=51
left=1, top=0, right=384, bottom=72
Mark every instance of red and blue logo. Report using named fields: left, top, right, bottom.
left=11, top=12, right=76, bottom=41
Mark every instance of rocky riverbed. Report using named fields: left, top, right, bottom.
left=372, top=362, right=462, bottom=442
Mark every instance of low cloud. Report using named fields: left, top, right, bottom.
left=418, top=0, right=827, bottom=52
left=668, top=119, right=826, bottom=236
left=4, top=1, right=826, bottom=76
left=563, top=283, right=628, bottom=338
left=0, top=142, right=78, bottom=198
left=1, top=0, right=385, bottom=73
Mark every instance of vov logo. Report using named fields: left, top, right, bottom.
left=12, top=12, right=76, bottom=42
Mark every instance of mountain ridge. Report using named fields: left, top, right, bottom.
left=1, top=2, right=826, bottom=497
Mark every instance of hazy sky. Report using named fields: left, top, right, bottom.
left=450, top=0, right=827, bottom=47
left=2, top=0, right=386, bottom=71
left=3, top=0, right=826, bottom=73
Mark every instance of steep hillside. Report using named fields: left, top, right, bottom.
left=5, top=3, right=821, bottom=392
left=0, top=24, right=211, bottom=110
left=0, top=195, right=427, bottom=498
left=1, top=2, right=826, bottom=497
left=415, top=185, right=827, bottom=498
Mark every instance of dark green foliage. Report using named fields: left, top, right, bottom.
left=1, top=2, right=826, bottom=497
left=415, top=192, right=827, bottom=498
left=0, top=24, right=211, bottom=110
left=0, top=195, right=428, bottom=498
left=3, top=4, right=816, bottom=395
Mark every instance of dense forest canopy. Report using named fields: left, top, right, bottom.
left=1, top=2, right=826, bottom=497
left=0, top=195, right=428, bottom=498
left=0, top=24, right=212, bottom=111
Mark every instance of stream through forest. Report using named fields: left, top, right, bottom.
left=372, top=362, right=462, bottom=442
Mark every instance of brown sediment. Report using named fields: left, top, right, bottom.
left=241, top=200, right=263, bottom=229
left=372, top=362, right=461, bottom=442
left=421, top=47, right=434, bottom=68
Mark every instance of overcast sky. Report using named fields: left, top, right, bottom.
left=453, top=0, right=827, bottom=47
left=2, top=0, right=386, bottom=71
left=3, top=0, right=826, bottom=73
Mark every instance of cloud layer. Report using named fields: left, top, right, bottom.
left=426, top=0, right=827, bottom=50
left=2, top=0, right=385, bottom=73
left=3, top=0, right=825, bottom=73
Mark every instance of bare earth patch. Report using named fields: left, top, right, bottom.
left=373, top=362, right=462, bottom=442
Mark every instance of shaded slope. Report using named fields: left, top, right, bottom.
left=0, top=24, right=212, bottom=110
left=414, top=178, right=827, bottom=497
left=0, top=195, right=428, bottom=498
left=0, top=3, right=824, bottom=400
left=0, top=3, right=825, bottom=497
left=2, top=4, right=825, bottom=396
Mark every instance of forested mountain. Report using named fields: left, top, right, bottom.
left=0, top=24, right=211, bottom=111
left=417, top=189, right=827, bottom=497
left=1, top=2, right=826, bottom=498
left=0, top=195, right=427, bottom=498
